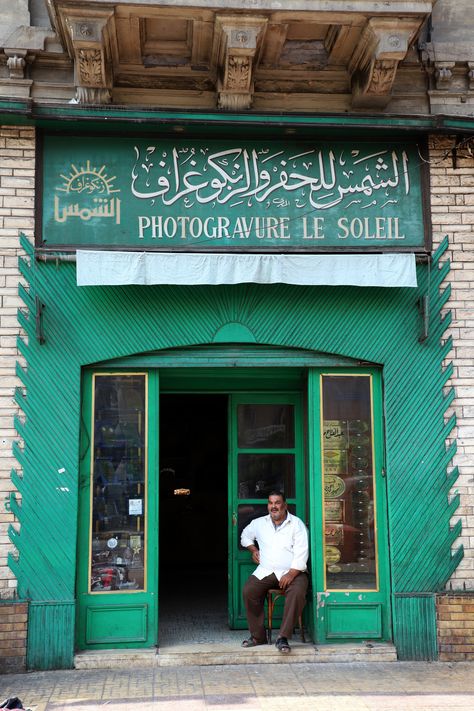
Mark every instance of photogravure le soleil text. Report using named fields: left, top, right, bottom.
left=132, top=145, right=409, bottom=243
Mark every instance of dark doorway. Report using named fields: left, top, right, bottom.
left=158, top=394, right=228, bottom=644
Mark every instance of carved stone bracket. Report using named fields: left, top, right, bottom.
left=0, top=48, right=32, bottom=98
left=1, top=26, right=55, bottom=94
left=434, top=62, right=455, bottom=90
left=213, top=16, right=267, bottom=111
left=64, top=13, right=114, bottom=104
left=468, top=63, right=474, bottom=92
left=350, top=18, right=421, bottom=108
left=5, top=52, right=27, bottom=80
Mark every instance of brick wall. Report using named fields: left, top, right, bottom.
left=0, top=600, right=27, bottom=673
left=0, top=125, right=35, bottom=599
left=429, top=135, right=474, bottom=591
left=437, top=594, right=474, bottom=661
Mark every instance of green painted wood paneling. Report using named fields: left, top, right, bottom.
left=12, top=234, right=460, bottom=665
left=85, top=604, right=148, bottom=644
left=26, top=601, right=75, bottom=670
left=325, top=603, right=383, bottom=639
left=100, top=345, right=360, bottom=369
left=394, top=595, right=438, bottom=661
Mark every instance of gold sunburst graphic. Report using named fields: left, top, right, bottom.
left=57, top=161, right=120, bottom=195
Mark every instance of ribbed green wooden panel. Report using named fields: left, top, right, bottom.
left=11, top=234, right=461, bottom=665
left=394, top=595, right=438, bottom=660
left=27, top=601, right=75, bottom=670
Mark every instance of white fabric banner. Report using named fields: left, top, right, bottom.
left=76, top=251, right=417, bottom=288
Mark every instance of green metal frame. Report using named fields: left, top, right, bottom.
left=228, top=392, right=305, bottom=629
left=76, top=369, right=159, bottom=650
left=11, top=234, right=461, bottom=667
left=308, top=368, right=391, bottom=643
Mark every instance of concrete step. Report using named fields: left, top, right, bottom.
left=74, top=641, right=397, bottom=669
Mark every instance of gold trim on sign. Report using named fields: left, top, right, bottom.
left=88, top=372, right=148, bottom=595
left=320, top=373, right=379, bottom=593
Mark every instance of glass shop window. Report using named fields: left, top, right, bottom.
left=321, top=375, right=377, bottom=591
left=90, top=374, right=147, bottom=593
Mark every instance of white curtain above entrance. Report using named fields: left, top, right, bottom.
left=76, top=251, right=417, bottom=288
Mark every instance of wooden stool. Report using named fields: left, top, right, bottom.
left=266, top=588, right=305, bottom=644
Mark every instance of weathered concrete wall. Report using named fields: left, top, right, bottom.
left=0, top=1, right=30, bottom=46
left=430, top=0, right=474, bottom=62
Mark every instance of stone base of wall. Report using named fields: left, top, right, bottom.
left=437, top=593, right=474, bottom=661
left=0, top=600, right=28, bottom=673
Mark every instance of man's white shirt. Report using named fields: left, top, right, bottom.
left=240, top=512, right=309, bottom=581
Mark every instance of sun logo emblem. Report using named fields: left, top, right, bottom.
left=57, top=161, right=120, bottom=195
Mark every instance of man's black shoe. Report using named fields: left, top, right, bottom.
left=275, top=636, right=291, bottom=653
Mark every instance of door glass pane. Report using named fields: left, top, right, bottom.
left=238, top=454, right=295, bottom=499
left=90, top=374, right=147, bottom=593
left=238, top=404, right=295, bottom=448
left=321, top=375, right=376, bottom=590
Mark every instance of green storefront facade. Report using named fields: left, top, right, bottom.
left=7, top=114, right=462, bottom=669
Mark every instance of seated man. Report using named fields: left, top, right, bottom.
left=240, top=490, right=309, bottom=654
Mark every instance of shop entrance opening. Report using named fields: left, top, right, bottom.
left=76, top=364, right=391, bottom=651
left=158, top=394, right=228, bottom=643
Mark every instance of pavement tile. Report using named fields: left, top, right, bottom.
left=0, top=662, right=473, bottom=711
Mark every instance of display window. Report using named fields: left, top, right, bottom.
left=89, top=373, right=148, bottom=593
left=320, top=375, right=377, bottom=591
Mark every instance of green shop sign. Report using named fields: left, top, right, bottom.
left=40, top=135, right=428, bottom=251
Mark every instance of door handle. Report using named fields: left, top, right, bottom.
left=232, top=512, right=237, bottom=526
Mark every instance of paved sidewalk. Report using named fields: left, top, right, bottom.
left=0, top=662, right=474, bottom=711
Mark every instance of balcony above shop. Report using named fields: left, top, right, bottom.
left=3, top=1, right=474, bottom=116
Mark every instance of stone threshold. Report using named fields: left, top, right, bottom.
left=74, top=641, right=397, bottom=668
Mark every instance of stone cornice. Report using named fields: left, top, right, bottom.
left=0, top=2, right=439, bottom=112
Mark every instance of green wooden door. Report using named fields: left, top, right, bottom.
left=308, top=368, right=391, bottom=643
left=76, top=370, right=159, bottom=649
left=228, top=392, right=306, bottom=629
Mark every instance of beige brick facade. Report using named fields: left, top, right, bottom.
left=437, top=594, right=474, bottom=661
left=0, top=600, right=27, bottom=672
left=430, top=136, right=474, bottom=591
left=0, top=125, right=34, bottom=599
